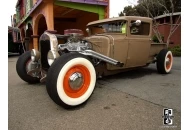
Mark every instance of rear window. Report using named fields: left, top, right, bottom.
left=130, top=21, right=150, bottom=36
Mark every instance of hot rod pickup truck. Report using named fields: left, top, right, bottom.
left=16, top=16, right=173, bottom=109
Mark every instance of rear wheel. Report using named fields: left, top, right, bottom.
left=19, top=44, right=24, bottom=55
left=46, top=53, right=96, bottom=109
left=16, top=51, right=40, bottom=83
left=156, top=49, right=173, bottom=74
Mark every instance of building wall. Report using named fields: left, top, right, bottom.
left=54, top=21, right=77, bottom=34
left=156, top=24, right=181, bottom=45
left=170, top=25, right=181, bottom=46
left=76, top=12, right=99, bottom=36
left=15, top=0, right=109, bottom=50
left=154, top=15, right=181, bottom=47
left=25, top=0, right=33, bottom=14
left=54, top=1, right=105, bottom=19
left=54, top=12, right=99, bottom=36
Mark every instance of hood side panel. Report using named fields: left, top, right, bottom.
left=86, top=36, right=111, bottom=57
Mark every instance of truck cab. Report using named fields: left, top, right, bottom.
left=86, top=16, right=162, bottom=70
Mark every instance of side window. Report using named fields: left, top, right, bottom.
left=121, top=21, right=127, bottom=34
left=130, top=21, right=150, bottom=36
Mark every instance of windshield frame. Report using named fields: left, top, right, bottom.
left=87, top=20, right=128, bottom=36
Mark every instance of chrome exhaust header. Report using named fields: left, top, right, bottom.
left=80, top=50, right=124, bottom=67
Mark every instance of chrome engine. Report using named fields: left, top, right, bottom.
left=29, top=30, right=124, bottom=82
left=58, top=33, right=92, bottom=51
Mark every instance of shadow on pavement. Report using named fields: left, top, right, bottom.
left=99, top=66, right=158, bottom=81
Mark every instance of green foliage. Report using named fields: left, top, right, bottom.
left=152, top=35, right=164, bottom=43
left=169, top=46, right=181, bottom=57
left=123, top=6, right=139, bottom=16
left=119, top=5, right=143, bottom=17
left=119, top=11, right=125, bottom=16
left=119, top=0, right=181, bottom=17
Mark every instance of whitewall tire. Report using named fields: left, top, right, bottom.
left=46, top=53, right=96, bottom=109
left=157, top=49, right=173, bottom=74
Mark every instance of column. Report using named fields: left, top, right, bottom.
left=45, top=1, right=55, bottom=32
left=31, top=35, right=39, bottom=50
left=24, top=37, right=30, bottom=51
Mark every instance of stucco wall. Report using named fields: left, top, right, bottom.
left=155, top=24, right=181, bottom=47
left=54, top=12, right=99, bottom=36
left=153, top=15, right=181, bottom=47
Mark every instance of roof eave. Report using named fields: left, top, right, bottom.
left=154, top=12, right=181, bottom=20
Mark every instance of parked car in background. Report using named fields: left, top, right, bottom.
left=8, top=26, right=24, bottom=55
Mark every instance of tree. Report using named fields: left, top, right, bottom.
left=120, top=6, right=139, bottom=16
left=119, top=11, right=125, bottom=16
left=119, top=0, right=181, bottom=47
left=134, top=4, right=148, bottom=17
left=137, top=0, right=181, bottom=13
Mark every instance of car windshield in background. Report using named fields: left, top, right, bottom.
left=89, top=20, right=127, bottom=35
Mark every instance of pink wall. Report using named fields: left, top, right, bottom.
left=156, top=24, right=181, bottom=47
left=153, top=16, right=181, bottom=47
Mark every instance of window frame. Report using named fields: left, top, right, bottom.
left=88, top=20, right=128, bottom=35
left=129, top=20, right=151, bottom=37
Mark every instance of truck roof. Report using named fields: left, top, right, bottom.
left=87, top=16, right=152, bottom=26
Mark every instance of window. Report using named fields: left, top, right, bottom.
left=165, top=17, right=170, bottom=23
left=17, top=32, right=21, bottom=41
left=160, top=18, right=164, bottom=24
left=130, top=21, right=150, bottom=36
left=173, top=16, right=180, bottom=24
left=89, top=20, right=127, bottom=35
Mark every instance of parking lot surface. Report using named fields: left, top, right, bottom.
left=8, top=56, right=181, bottom=130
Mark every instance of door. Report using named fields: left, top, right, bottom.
left=126, top=21, right=151, bottom=67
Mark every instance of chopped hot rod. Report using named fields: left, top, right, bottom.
left=16, top=16, right=173, bottom=109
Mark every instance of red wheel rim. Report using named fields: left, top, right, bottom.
left=166, top=54, right=172, bottom=70
left=63, top=65, right=91, bottom=98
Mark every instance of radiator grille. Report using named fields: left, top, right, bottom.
left=40, top=40, right=50, bottom=70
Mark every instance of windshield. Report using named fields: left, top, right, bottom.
left=88, top=20, right=127, bottom=35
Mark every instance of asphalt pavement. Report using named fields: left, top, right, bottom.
left=8, top=56, right=181, bottom=130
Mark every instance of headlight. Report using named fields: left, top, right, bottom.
left=31, top=49, right=40, bottom=62
left=86, top=28, right=89, bottom=33
left=86, top=28, right=91, bottom=36
left=47, top=50, right=60, bottom=66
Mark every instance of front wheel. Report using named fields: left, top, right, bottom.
left=46, top=53, right=96, bottom=109
left=156, top=49, right=173, bottom=74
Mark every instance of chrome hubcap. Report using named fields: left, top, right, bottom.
left=69, top=72, right=84, bottom=90
left=26, top=60, right=34, bottom=72
left=26, top=60, right=39, bottom=77
left=165, top=57, right=170, bottom=65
